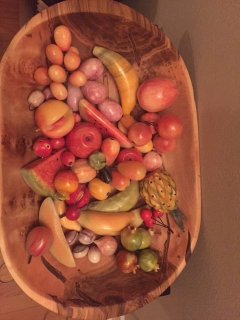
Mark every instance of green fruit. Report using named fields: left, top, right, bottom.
left=87, top=181, right=139, bottom=212
left=138, top=228, right=152, bottom=249
left=121, top=227, right=143, bottom=251
left=88, top=151, right=106, bottom=170
left=138, top=249, right=159, bottom=272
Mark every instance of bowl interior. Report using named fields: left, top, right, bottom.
left=0, top=1, right=200, bottom=319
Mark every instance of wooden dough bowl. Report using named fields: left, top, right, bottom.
left=0, top=0, right=201, bottom=319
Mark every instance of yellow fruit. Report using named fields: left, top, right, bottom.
left=136, top=140, right=153, bottom=153
left=39, top=197, right=76, bottom=268
left=53, top=200, right=81, bottom=231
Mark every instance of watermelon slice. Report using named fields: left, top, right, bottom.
left=21, top=149, right=65, bottom=199
left=79, top=99, right=132, bottom=148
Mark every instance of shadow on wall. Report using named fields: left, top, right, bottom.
left=120, top=0, right=159, bottom=21
left=178, top=31, right=198, bottom=104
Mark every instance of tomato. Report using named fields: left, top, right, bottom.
left=34, top=67, right=51, bottom=86
left=64, top=51, right=81, bottom=71
left=117, top=161, right=147, bottom=181
left=156, top=114, right=183, bottom=139
left=45, top=44, right=63, bottom=65
left=54, top=170, right=79, bottom=197
left=128, top=122, right=152, bottom=146
left=33, top=137, right=52, bottom=158
left=88, top=178, right=112, bottom=200
left=153, top=135, right=177, bottom=153
left=140, top=112, right=160, bottom=124
left=116, top=148, right=143, bottom=163
left=137, top=77, right=179, bottom=112
left=111, top=170, right=130, bottom=191
left=54, top=25, right=72, bottom=52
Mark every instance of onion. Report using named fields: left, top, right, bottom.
left=88, top=245, right=101, bottom=263
left=72, top=244, right=89, bottom=259
left=67, top=83, right=83, bottom=111
left=98, top=99, right=123, bottom=122
left=82, top=81, right=107, bottom=104
left=79, top=58, right=104, bottom=80
left=94, top=236, right=118, bottom=256
left=78, top=229, right=96, bottom=245
left=28, top=90, right=45, bottom=110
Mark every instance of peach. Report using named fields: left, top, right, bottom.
left=35, top=99, right=75, bottom=138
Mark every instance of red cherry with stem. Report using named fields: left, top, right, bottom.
left=144, top=218, right=154, bottom=228
left=33, top=137, right=52, bottom=158
left=65, top=206, right=81, bottom=221
left=140, top=208, right=153, bottom=221
left=152, top=209, right=164, bottom=218
left=61, top=151, right=76, bottom=167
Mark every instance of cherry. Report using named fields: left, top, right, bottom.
left=140, top=208, right=152, bottom=221
left=65, top=206, right=81, bottom=221
left=33, top=137, right=52, bottom=158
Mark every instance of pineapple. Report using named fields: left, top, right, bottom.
left=139, top=170, right=177, bottom=213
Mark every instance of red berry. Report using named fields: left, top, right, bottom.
left=140, top=209, right=152, bottom=221
left=33, top=137, right=52, bottom=158
left=65, top=206, right=81, bottom=221
left=61, top=151, right=76, bottom=167
left=144, top=218, right=154, bottom=228
left=152, top=209, right=164, bottom=218
left=50, top=137, right=65, bottom=149
left=76, top=188, right=90, bottom=208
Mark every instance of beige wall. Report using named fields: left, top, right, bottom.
left=121, top=1, right=240, bottom=319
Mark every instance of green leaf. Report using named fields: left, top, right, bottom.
left=169, top=209, right=185, bottom=232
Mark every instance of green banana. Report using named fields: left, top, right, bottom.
left=87, top=181, right=139, bottom=212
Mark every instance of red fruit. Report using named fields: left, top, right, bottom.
left=26, top=226, right=53, bottom=257
left=144, top=218, right=154, bottom=228
left=101, top=138, right=120, bottom=166
left=143, top=151, right=162, bottom=171
left=65, top=206, right=81, bottom=221
left=61, top=151, right=76, bottom=167
left=140, top=112, right=160, bottom=124
left=153, top=135, right=177, bottom=153
left=66, top=123, right=102, bottom=158
left=116, top=148, right=143, bottom=163
left=128, top=122, right=152, bottom=146
left=49, top=137, right=65, bottom=150
left=137, top=77, right=179, bottom=112
left=54, top=169, right=79, bottom=196
left=111, top=170, right=130, bottom=191
left=152, top=209, right=164, bottom=218
left=76, top=187, right=90, bottom=208
left=33, top=137, right=52, bottom=158
left=156, top=114, right=183, bottom=139
left=66, top=184, right=85, bottom=205
left=79, top=99, right=132, bottom=148
left=140, top=209, right=153, bottom=221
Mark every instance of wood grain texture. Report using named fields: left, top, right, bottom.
left=0, top=0, right=201, bottom=319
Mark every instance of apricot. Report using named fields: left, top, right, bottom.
left=34, top=99, right=75, bottom=138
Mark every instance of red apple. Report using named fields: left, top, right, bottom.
left=34, top=99, right=75, bottom=138
left=137, top=77, right=179, bottom=112
left=65, top=123, right=102, bottom=158
left=101, top=138, right=120, bottom=166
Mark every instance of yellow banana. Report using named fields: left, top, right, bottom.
left=93, top=46, right=139, bottom=115
left=77, top=209, right=143, bottom=236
